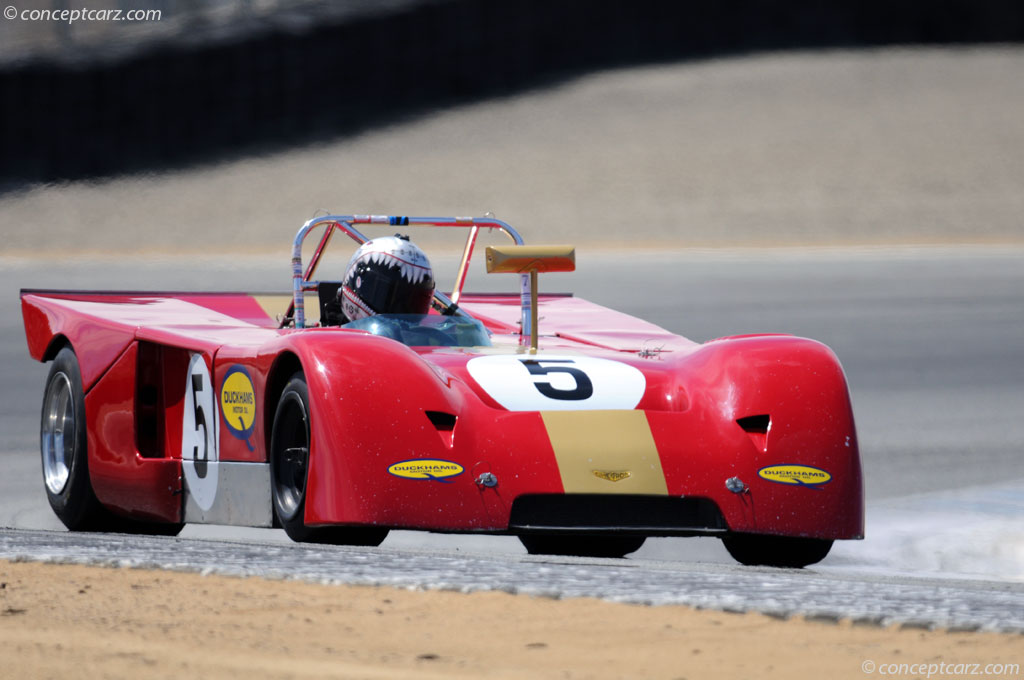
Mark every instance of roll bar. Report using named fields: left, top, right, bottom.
left=286, top=215, right=529, bottom=334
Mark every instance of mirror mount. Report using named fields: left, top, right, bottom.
left=485, top=245, right=576, bottom=351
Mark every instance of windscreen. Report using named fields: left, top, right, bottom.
left=342, top=314, right=492, bottom=347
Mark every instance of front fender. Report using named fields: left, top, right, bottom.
left=277, top=331, right=477, bottom=527
left=660, top=334, right=864, bottom=539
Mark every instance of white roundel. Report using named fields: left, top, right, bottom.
left=182, top=353, right=219, bottom=511
left=466, top=354, right=646, bottom=411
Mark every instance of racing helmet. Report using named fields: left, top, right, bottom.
left=339, top=235, right=435, bottom=322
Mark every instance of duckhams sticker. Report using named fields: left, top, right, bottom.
left=758, top=464, right=832, bottom=488
left=388, top=459, right=464, bottom=482
left=220, top=365, right=256, bottom=452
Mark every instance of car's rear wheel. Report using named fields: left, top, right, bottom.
left=519, top=534, right=646, bottom=558
left=722, top=533, right=833, bottom=568
left=41, top=347, right=106, bottom=530
left=41, top=346, right=184, bottom=536
left=270, top=371, right=388, bottom=546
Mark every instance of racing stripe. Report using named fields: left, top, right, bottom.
left=251, top=294, right=290, bottom=321
left=541, top=410, right=668, bottom=495
left=251, top=294, right=321, bottom=326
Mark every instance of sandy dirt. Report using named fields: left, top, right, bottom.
left=3, top=48, right=1024, bottom=255
left=1, top=561, right=1021, bottom=680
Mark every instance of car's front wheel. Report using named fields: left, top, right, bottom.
left=519, top=534, right=646, bottom=558
left=722, top=533, right=833, bottom=568
left=270, top=371, right=388, bottom=546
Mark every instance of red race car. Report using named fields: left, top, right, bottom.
left=21, top=215, right=863, bottom=566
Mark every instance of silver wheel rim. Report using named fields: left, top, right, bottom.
left=41, top=371, right=74, bottom=495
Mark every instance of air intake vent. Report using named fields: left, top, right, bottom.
left=737, top=414, right=771, bottom=452
left=509, top=495, right=727, bottom=535
left=425, top=411, right=457, bottom=448
left=426, top=411, right=456, bottom=430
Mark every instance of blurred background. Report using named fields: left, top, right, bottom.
left=1, top=0, right=1023, bottom=251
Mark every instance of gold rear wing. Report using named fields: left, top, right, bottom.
left=486, top=244, right=576, bottom=351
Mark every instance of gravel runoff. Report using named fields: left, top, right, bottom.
left=2, top=47, right=1024, bottom=253
left=3, top=529, right=1023, bottom=634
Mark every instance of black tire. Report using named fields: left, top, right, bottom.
left=40, top=346, right=106, bottom=530
left=270, top=371, right=388, bottom=546
left=722, top=534, right=833, bottom=568
left=41, top=346, right=185, bottom=536
left=519, top=534, right=646, bottom=558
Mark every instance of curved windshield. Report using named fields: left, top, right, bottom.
left=342, top=314, right=492, bottom=347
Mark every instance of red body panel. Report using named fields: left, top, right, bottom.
left=22, top=293, right=137, bottom=391
left=644, top=336, right=863, bottom=539
left=20, top=288, right=864, bottom=539
left=84, top=342, right=182, bottom=522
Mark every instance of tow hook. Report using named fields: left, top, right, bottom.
left=475, top=472, right=498, bottom=488
left=725, top=476, right=748, bottom=494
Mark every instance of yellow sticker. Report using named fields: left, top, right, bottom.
left=757, top=464, right=832, bottom=487
left=388, top=459, right=464, bottom=482
left=220, top=365, right=256, bottom=440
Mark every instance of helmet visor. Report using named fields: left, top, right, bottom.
left=349, top=263, right=434, bottom=316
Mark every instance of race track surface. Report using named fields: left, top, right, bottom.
left=2, top=528, right=1023, bottom=633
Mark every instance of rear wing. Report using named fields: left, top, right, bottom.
left=288, top=214, right=531, bottom=333
left=485, top=244, right=576, bottom=351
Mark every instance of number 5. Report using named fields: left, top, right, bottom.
left=191, top=373, right=208, bottom=479
left=520, top=359, right=594, bottom=400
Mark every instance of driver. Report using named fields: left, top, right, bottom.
left=338, top=234, right=435, bottom=323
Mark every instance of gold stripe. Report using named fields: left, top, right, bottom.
left=541, top=410, right=668, bottom=495
left=251, top=294, right=320, bottom=326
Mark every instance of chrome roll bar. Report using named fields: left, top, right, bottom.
left=288, top=215, right=527, bottom=332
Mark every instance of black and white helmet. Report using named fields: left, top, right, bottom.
left=339, top=235, right=435, bottom=322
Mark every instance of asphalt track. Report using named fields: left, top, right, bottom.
left=2, top=247, right=1023, bottom=630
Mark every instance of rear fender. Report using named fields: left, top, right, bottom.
left=85, top=341, right=183, bottom=522
left=21, top=292, right=135, bottom=391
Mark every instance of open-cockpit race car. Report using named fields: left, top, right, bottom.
left=21, top=215, right=863, bottom=566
